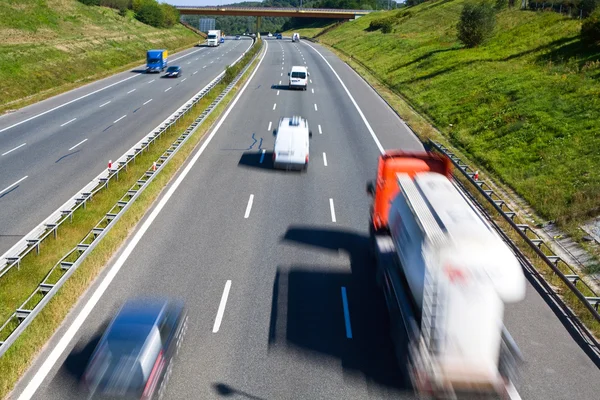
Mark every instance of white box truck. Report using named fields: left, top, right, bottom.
left=367, top=151, right=526, bottom=399
left=207, top=30, right=221, bottom=47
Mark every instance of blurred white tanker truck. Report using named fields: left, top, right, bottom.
left=366, top=150, right=527, bottom=399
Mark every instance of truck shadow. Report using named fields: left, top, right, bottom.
left=267, top=225, right=413, bottom=393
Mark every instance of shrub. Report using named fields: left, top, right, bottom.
left=367, top=17, right=394, bottom=33
left=457, top=1, right=497, bottom=48
left=78, top=0, right=100, bottom=5
left=582, top=10, right=600, bottom=44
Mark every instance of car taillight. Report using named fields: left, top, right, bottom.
left=142, top=350, right=164, bottom=398
left=272, top=152, right=276, bottom=161
left=305, top=155, right=309, bottom=163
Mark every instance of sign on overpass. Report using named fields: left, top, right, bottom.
left=175, top=6, right=373, bottom=19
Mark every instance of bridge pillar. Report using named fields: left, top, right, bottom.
left=256, top=16, right=262, bottom=34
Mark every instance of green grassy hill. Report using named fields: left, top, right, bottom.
left=0, top=0, right=199, bottom=112
left=317, top=2, right=600, bottom=226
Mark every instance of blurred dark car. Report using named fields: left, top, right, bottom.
left=82, top=298, right=187, bottom=399
left=276, top=33, right=282, bottom=39
left=165, top=66, right=181, bottom=78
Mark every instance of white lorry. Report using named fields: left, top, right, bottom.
left=207, top=30, right=221, bottom=47
left=367, top=151, right=526, bottom=399
left=292, top=32, right=300, bottom=42
left=272, top=116, right=312, bottom=171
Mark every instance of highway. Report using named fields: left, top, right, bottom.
left=10, top=38, right=600, bottom=400
left=0, top=38, right=252, bottom=255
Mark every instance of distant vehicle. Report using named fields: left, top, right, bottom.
left=288, top=66, right=309, bottom=91
left=165, top=65, right=181, bottom=78
left=146, top=49, right=168, bottom=73
left=268, top=32, right=273, bottom=37
left=236, top=35, right=240, bottom=40
left=273, top=116, right=312, bottom=171
left=276, top=33, right=282, bottom=39
left=82, top=298, right=188, bottom=399
left=292, top=32, right=300, bottom=42
left=207, top=29, right=221, bottom=47
left=366, top=151, right=526, bottom=399
left=251, top=33, right=256, bottom=38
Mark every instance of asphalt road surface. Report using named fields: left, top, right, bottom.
left=10, top=38, right=600, bottom=400
left=0, top=38, right=252, bottom=255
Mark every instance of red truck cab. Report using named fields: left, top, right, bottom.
left=367, top=150, right=452, bottom=234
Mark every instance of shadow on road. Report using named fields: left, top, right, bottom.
left=267, top=225, right=412, bottom=392
left=213, top=383, right=266, bottom=399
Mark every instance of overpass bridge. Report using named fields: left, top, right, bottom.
left=175, top=6, right=373, bottom=20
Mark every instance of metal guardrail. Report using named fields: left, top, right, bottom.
left=0, top=40, right=254, bottom=279
left=0, top=38, right=261, bottom=357
left=430, top=141, right=600, bottom=326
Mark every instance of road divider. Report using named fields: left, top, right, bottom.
left=329, top=198, right=336, bottom=223
left=213, top=280, right=232, bottom=333
left=244, top=194, right=255, bottom=219
left=1, top=143, right=26, bottom=157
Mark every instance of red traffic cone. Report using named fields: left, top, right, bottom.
left=108, top=160, right=112, bottom=170
left=152, top=161, right=157, bottom=172
left=473, top=170, right=479, bottom=180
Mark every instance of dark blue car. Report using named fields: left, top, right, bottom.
left=82, top=298, right=188, bottom=399
left=165, top=66, right=181, bottom=78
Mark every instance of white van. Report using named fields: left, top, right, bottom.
left=292, top=32, right=300, bottom=42
left=288, top=66, right=309, bottom=91
left=273, top=116, right=312, bottom=171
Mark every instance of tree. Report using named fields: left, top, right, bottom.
left=457, top=1, right=497, bottom=48
left=135, top=0, right=164, bottom=28
left=160, top=3, right=179, bottom=28
left=582, top=10, right=600, bottom=44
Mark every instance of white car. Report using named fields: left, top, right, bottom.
left=288, top=66, right=309, bottom=91
left=273, top=116, right=312, bottom=171
left=268, top=32, right=273, bottom=37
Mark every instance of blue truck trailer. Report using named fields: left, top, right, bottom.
left=146, top=49, right=168, bottom=73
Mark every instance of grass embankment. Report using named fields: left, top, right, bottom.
left=0, top=39, right=264, bottom=400
left=317, top=2, right=600, bottom=227
left=0, top=0, right=199, bottom=114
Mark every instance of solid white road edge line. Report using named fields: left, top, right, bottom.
left=323, top=152, right=328, bottom=167
left=329, top=198, right=336, bottom=223
left=244, top=194, right=254, bottom=219
left=213, top=280, right=232, bottom=333
left=60, top=118, right=76, bottom=127
left=17, top=38, right=269, bottom=400
left=341, top=287, right=353, bottom=339
left=0, top=176, right=28, bottom=196
left=260, top=149, right=266, bottom=164
left=2, top=143, right=26, bottom=156
left=302, top=41, right=385, bottom=154
left=68, top=139, right=88, bottom=151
